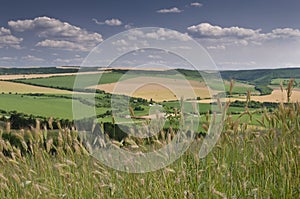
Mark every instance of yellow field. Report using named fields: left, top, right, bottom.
left=0, top=71, right=104, bottom=80
left=0, top=81, right=74, bottom=94
left=198, top=89, right=300, bottom=103
left=91, top=76, right=300, bottom=103
left=197, top=97, right=246, bottom=103
left=251, top=88, right=300, bottom=103
left=89, top=76, right=212, bottom=102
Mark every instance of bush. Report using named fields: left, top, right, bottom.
left=255, top=85, right=273, bottom=95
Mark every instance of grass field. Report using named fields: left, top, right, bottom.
left=0, top=102, right=299, bottom=198
left=13, top=72, right=137, bottom=90
left=223, top=80, right=257, bottom=94
left=270, top=78, right=300, bottom=88
left=0, top=94, right=109, bottom=120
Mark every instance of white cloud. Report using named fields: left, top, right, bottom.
left=110, top=28, right=192, bottom=53
left=0, top=56, right=17, bottom=61
left=271, top=28, right=300, bottom=38
left=157, top=7, right=183, bottom=13
left=92, top=18, right=103, bottom=25
left=148, top=54, right=162, bottom=59
left=188, top=23, right=260, bottom=38
left=187, top=22, right=300, bottom=49
left=124, top=23, right=134, bottom=29
left=36, top=39, right=88, bottom=51
left=112, top=39, right=129, bottom=46
left=188, top=23, right=300, bottom=41
left=104, top=18, right=122, bottom=26
left=54, top=57, right=83, bottom=65
left=8, top=16, right=103, bottom=51
left=93, top=18, right=122, bottom=26
left=22, top=55, right=45, bottom=62
left=128, top=28, right=191, bottom=42
left=0, top=27, right=23, bottom=49
left=186, top=23, right=300, bottom=69
left=190, top=2, right=203, bottom=7
left=206, top=45, right=226, bottom=50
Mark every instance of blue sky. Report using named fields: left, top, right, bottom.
left=0, top=0, right=300, bottom=69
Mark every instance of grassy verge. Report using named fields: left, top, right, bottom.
left=0, top=103, right=299, bottom=198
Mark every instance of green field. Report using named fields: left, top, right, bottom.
left=0, top=94, right=109, bottom=120
left=270, top=78, right=300, bottom=87
left=13, top=72, right=134, bottom=90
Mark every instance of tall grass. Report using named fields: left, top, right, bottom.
left=0, top=103, right=299, bottom=198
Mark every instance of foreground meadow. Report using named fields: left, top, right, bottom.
left=0, top=102, right=299, bottom=198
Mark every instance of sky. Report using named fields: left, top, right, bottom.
left=0, top=0, right=300, bottom=70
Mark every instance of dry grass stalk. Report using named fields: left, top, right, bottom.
left=286, top=78, right=295, bottom=103
left=229, top=79, right=235, bottom=97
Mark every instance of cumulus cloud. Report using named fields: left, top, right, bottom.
left=186, top=23, right=300, bottom=69
left=0, top=56, right=17, bottom=61
left=8, top=16, right=103, bottom=51
left=104, top=18, right=122, bottom=26
left=128, top=28, right=191, bottom=42
left=124, top=23, right=134, bottom=30
left=109, top=28, right=191, bottom=53
left=271, top=28, right=300, bottom=38
left=0, top=27, right=23, bottom=49
left=188, top=23, right=260, bottom=39
left=36, top=39, right=88, bottom=51
left=188, top=22, right=300, bottom=49
left=93, top=18, right=122, bottom=26
left=157, top=7, right=183, bottom=13
left=190, top=2, right=203, bottom=7
left=206, top=45, right=226, bottom=50
left=148, top=54, right=162, bottom=59
left=22, top=55, right=45, bottom=62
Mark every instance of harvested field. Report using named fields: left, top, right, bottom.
left=0, top=81, right=74, bottom=94
left=251, top=88, right=300, bottom=103
left=198, top=88, right=300, bottom=103
left=0, top=71, right=104, bottom=80
left=89, top=76, right=212, bottom=102
left=197, top=97, right=246, bottom=103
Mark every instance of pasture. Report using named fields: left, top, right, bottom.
left=0, top=94, right=109, bottom=120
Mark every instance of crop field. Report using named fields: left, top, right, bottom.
left=13, top=70, right=258, bottom=97
left=0, top=71, right=103, bottom=80
left=251, top=88, right=300, bottom=103
left=90, top=77, right=211, bottom=101
left=0, top=67, right=299, bottom=198
left=0, top=81, right=74, bottom=94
